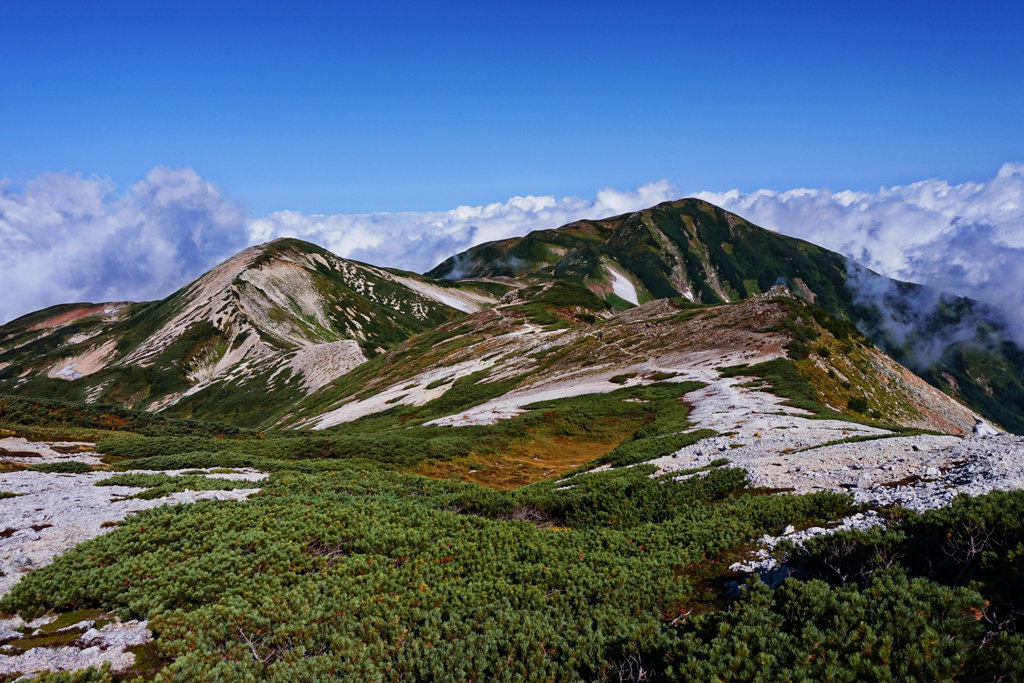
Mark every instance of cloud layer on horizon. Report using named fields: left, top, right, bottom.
left=0, top=167, right=249, bottom=325
left=247, top=180, right=677, bottom=276
left=693, top=162, right=1024, bottom=341
left=1, top=165, right=1022, bottom=342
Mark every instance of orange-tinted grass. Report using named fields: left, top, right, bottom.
left=412, top=435, right=625, bottom=489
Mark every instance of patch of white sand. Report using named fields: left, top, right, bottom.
left=391, top=275, right=495, bottom=314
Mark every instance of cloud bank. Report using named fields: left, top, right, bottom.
left=2, top=164, right=1022, bottom=346
left=0, top=167, right=248, bottom=325
left=694, top=162, right=1024, bottom=346
left=247, top=180, right=678, bottom=275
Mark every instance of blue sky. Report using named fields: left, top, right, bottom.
left=3, top=0, right=1022, bottom=215
left=3, top=1, right=1024, bottom=328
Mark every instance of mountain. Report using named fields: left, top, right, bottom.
left=429, top=198, right=1024, bottom=433
left=427, top=198, right=856, bottom=308
left=0, top=238, right=501, bottom=425
left=267, top=281, right=978, bottom=485
left=1, top=199, right=1021, bottom=434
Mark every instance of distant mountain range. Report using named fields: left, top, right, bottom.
left=2, top=198, right=1021, bottom=433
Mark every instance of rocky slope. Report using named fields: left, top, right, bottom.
left=286, top=284, right=979, bottom=438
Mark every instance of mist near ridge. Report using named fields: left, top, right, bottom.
left=695, top=162, right=1024, bottom=350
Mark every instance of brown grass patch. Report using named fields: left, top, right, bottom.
left=0, top=447, right=42, bottom=458
left=26, top=304, right=107, bottom=332
left=50, top=444, right=95, bottom=454
left=413, top=436, right=624, bottom=489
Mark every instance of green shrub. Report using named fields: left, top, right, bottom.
left=784, top=339, right=809, bottom=360
left=779, top=490, right=1024, bottom=680
left=847, top=396, right=869, bottom=413
left=28, top=461, right=93, bottom=474
left=601, top=429, right=716, bottom=467
left=0, top=461, right=858, bottom=681
left=668, top=570, right=984, bottom=682
left=0, top=394, right=244, bottom=438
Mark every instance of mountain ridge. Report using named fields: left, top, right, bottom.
left=428, top=198, right=1024, bottom=433
left=1, top=201, right=1021, bottom=434
left=0, top=238, right=501, bottom=423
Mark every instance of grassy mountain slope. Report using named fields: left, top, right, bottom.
left=427, top=199, right=855, bottom=308
left=429, top=198, right=1024, bottom=432
left=266, top=284, right=977, bottom=489
left=0, top=238, right=497, bottom=425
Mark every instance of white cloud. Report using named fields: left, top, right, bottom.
left=3, top=162, right=1024, bottom=353
left=693, top=163, right=1024, bottom=343
left=0, top=167, right=248, bottom=325
left=0, top=173, right=678, bottom=325
left=247, top=179, right=679, bottom=275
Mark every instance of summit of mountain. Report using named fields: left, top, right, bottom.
left=428, top=198, right=1024, bottom=433
left=0, top=238, right=501, bottom=424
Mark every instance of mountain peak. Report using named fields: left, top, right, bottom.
left=3, top=198, right=1023, bottom=434
left=0, top=239, right=500, bottom=421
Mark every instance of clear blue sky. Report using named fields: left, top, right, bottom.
left=2, top=0, right=1022, bottom=215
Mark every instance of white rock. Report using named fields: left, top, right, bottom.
left=56, top=620, right=94, bottom=634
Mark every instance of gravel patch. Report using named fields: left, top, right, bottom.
left=651, top=375, right=1015, bottom=509
left=0, top=616, right=151, bottom=676
left=1, top=449, right=265, bottom=599
left=1, top=445, right=267, bottom=677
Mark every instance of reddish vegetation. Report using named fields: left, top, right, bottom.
left=27, top=305, right=108, bottom=332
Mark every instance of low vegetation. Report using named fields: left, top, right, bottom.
left=1, top=382, right=1022, bottom=681
left=27, top=461, right=94, bottom=474
left=92, top=382, right=706, bottom=488
left=3, top=441, right=1022, bottom=680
